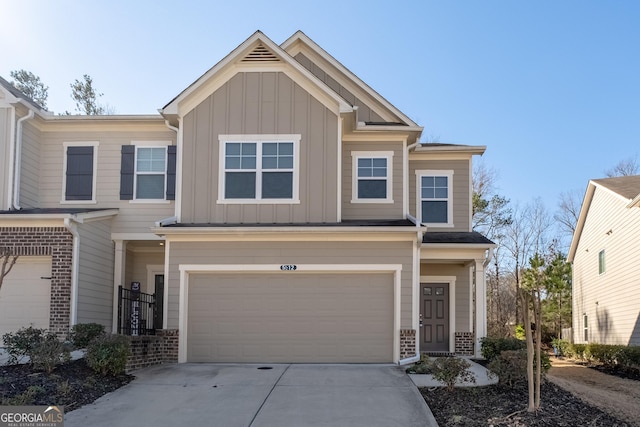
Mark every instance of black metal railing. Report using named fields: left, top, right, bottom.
left=117, top=286, right=157, bottom=336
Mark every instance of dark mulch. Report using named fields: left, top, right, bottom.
left=0, top=359, right=133, bottom=411
left=421, top=381, right=631, bottom=426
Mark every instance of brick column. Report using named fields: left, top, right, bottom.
left=399, top=329, right=416, bottom=360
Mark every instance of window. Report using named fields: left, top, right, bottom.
left=583, top=314, right=589, bottom=342
left=62, top=142, right=98, bottom=203
left=119, top=143, right=176, bottom=201
left=218, top=135, right=300, bottom=203
left=416, top=170, right=453, bottom=226
left=598, top=250, right=606, bottom=275
left=351, top=152, right=393, bottom=202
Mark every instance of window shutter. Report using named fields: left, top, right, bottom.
left=120, top=145, right=135, bottom=200
left=166, top=145, right=177, bottom=200
left=65, top=146, right=94, bottom=200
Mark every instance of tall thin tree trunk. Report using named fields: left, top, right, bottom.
left=534, top=289, right=542, bottom=410
left=520, top=290, right=535, bottom=412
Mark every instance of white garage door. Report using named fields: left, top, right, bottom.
left=0, top=257, right=52, bottom=338
left=187, top=273, right=394, bottom=363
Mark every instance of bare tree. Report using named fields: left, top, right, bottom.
left=0, top=248, right=19, bottom=292
left=555, top=188, right=583, bottom=248
left=605, top=155, right=639, bottom=177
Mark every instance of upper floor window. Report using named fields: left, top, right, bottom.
left=351, top=151, right=393, bottom=203
left=598, top=249, right=606, bottom=275
left=120, top=143, right=176, bottom=201
left=62, top=142, right=98, bottom=203
left=416, top=170, right=453, bottom=226
left=218, top=135, right=300, bottom=203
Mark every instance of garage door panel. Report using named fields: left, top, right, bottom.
left=187, top=273, right=393, bottom=363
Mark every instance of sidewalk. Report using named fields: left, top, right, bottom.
left=407, top=357, right=498, bottom=388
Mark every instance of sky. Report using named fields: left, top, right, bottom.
left=2, top=0, right=639, bottom=218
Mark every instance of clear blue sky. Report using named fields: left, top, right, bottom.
left=2, top=0, right=639, bottom=214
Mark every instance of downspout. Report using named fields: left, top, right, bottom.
left=63, top=217, right=80, bottom=328
left=6, top=106, right=16, bottom=209
left=12, top=110, right=35, bottom=210
left=164, top=120, right=181, bottom=222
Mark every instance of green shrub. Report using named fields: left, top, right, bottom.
left=430, top=357, right=476, bottom=391
left=70, top=323, right=106, bottom=348
left=2, top=326, right=46, bottom=364
left=515, top=324, right=526, bottom=340
left=551, top=338, right=571, bottom=357
left=487, top=350, right=527, bottom=388
left=589, top=344, right=626, bottom=366
left=85, top=334, right=130, bottom=376
left=480, top=336, right=526, bottom=361
left=618, top=346, right=640, bottom=368
left=571, top=343, right=587, bottom=360
left=2, top=326, right=69, bottom=372
left=406, top=354, right=432, bottom=374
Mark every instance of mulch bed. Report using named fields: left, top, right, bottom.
left=420, top=381, right=631, bottom=426
left=0, top=359, right=133, bottom=411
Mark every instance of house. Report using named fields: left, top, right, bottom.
left=569, top=175, right=640, bottom=346
left=0, top=31, right=493, bottom=363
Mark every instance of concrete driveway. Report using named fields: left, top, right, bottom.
left=65, top=363, right=438, bottom=427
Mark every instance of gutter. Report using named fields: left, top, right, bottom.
left=6, top=106, right=16, bottom=209
left=11, top=110, right=34, bottom=210
left=63, top=218, right=80, bottom=327
left=398, top=353, right=421, bottom=365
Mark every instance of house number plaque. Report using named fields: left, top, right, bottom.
left=280, top=265, right=297, bottom=271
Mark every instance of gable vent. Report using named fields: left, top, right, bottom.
left=241, top=43, right=281, bottom=62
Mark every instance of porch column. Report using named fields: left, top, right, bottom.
left=112, top=240, right=127, bottom=333
left=474, top=258, right=487, bottom=357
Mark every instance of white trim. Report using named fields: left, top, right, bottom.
left=112, top=240, right=126, bottom=333
left=403, top=139, right=409, bottom=218
left=337, top=117, right=343, bottom=221
left=63, top=218, right=80, bottom=326
left=111, top=233, right=164, bottom=241
left=217, top=134, right=301, bottom=204
left=177, top=263, right=403, bottom=364
left=415, top=169, right=454, bottom=228
left=420, top=275, right=457, bottom=354
left=133, top=145, right=168, bottom=201
left=176, top=118, right=184, bottom=222
left=60, top=141, right=99, bottom=204
left=350, top=151, right=394, bottom=204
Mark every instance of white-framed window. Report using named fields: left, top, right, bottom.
left=135, top=146, right=167, bottom=200
left=416, top=170, right=454, bottom=226
left=583, top=314, right=589, bottom=342
left=218, top=135, right=300, bottom=203
left=61, top=141, right=99, bottom=203
left=351, top=151, right=393, bottom=203
left=598, top=249, right=606, bottom=275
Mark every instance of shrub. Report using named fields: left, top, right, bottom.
left=85, top=334, right=130, bottom=376
left=430, top=357, right=476, bottom=391
left=515, top=324, right=526, bottom=340
left=70, top=323, right=106, bottom=348
left=2, top=326, right=69, bottom=372
left=480, top=336, right=526, bottom=361
left=406, top=354, right=432, bottom=374
left=618, top=346, right=640, bottom=368
left=571, top=343, right=587, bottom=360
left=487, top=350, right=527, bottom=388
left=551, top=338, right=571, bottom=357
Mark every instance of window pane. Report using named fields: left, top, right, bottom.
left=263, top=143, right=278, bottom=155
left=422, top=200, right=448, bottom=223
left=358, top=180, right=386, bottom=199
left=434, top=188, right=448, bottom=198
left=225, top=172, right=256, bottom=198
left=279, top=156, right=293, bottom=169
left=241, top=156, right=256, bottom=169
left=262, top=172, right=293, bottom=198
left=358, top=158, right=372, bottom=168
left=279, top=143, right=293, bottom=155
left=241, top=143, right=256, bottom=155
left=422, top=176, right=434, bottom=187
left=372, top=166, right=387, bottom=177
left=422, top=188, right=435, bottom=199
left=226, top=143, right=241, bottom=155
left=136, top=175, right=164, bottom=199
left=372, top=158, right=387, bottom=168
left=262, top=156, right=278, bottom=169
left=225, top=156, right=241, bottom=169
left=358, top=166, right=372, bottom=177
left=434, top=176, right=448, bottom=187
left=137, top=148, right=166, bottom=172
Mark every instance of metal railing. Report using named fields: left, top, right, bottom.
left=117, top=286, right=157, bottom=336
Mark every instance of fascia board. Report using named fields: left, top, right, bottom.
left=412, top=145, right=487, bottom=155
left=281, top=31, right=420, bottom=128
left=568, top=182, right=595, bottom=262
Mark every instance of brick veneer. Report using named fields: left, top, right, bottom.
left=400, top=329, right=416, bottom=360
left=125, top=329, right=179, bottom=372
left=0, top=227, right=73, bottom=339
left=454, top=332, right=475, bottom=355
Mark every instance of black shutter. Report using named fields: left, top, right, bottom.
left=120, top=145, right=135, bottom=200
left=166, top=145, right=177, bottom=200
left=65, top=146, right=94, bottom=200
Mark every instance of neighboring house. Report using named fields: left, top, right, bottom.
left=0, top=31, right=493, bottom=363
left=569, top=175, right=640, bottom=345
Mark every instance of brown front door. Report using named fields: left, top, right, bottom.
left=421, top=283, right=449, bottom=352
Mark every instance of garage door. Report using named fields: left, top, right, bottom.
left=187, top=273, right=394, bottom=363
left=0, top=257, right=52, bottom=337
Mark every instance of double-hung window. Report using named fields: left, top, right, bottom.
left=219, top=135, right=300, bottom=203
left=598, top=249, right=606, bottom=275
left=351, top=152, right=393, bottom=203
left=416, top=170, right=453, bottom=226
left=119, top=142, right=176, bottom=201
left=135, top=147, right=166, bottom=200
left=62, top=141, right=98, bottom=203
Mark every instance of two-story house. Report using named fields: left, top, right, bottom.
left=0, top=31, right=493, bottom=363
left=569, top=175, right=640, bottom=345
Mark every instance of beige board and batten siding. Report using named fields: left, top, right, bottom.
left=0, top=108, right=11, bottom=210
left=572, top=187, right=640, bottom=345
left=410, top=159, right=470, bottom=231
left=293, top=52, right=387, bottom=124
left=187, top=272, right=394, bottom=363
left=36, top=123, right=175, bottom=234
left=166, top=240, right=415, bottom=331
left=341, top=141, right=404, bottom=220
left=180, top=72, right=339, bottom=224
left=18, top=120, right=42, bottom=208
left=420, top=263, right=472, bottom=334
left=75, top=218, right=115, bottom=328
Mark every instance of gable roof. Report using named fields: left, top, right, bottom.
left=160, top=31, right=352, bottom=118
left=0, top=75, right=47, bottom=113
left=281, top=31, right=422, bottom=131
left=568, top=174, right=640, bottom=261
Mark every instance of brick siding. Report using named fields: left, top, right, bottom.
left=125, top=329, right=179, bottom=372
left=400, top=329, right=416, bottom=360
left=0, top=227, right=73, bottom=339
left=454, top=332, right=475, bottom=355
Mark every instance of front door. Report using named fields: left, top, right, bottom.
left=421, top=283, right=450, bottom=352
left=153, top=274, right=164, bottom=330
